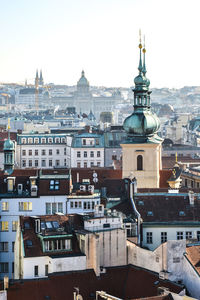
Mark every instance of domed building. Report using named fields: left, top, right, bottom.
left=121, top=38, right=163, bottom=188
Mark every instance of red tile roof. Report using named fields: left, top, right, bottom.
left=7, top=265, right=183, bottom=300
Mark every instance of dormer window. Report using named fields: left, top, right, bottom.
left=22, top=138, right=26, bottom=144
left=34, top=138, right=39, bottom=144
left=24, top=222, right=30, bottom=229
left=179, top=211, right=186, bottom=216
left=55, top=138, right=60, bottom=143
left=138, top=200, right=144, bottom=206
left=41, top=138, right=46, bottom=144
left=147, top=211, right=153, bottom=216
left=48, top=138, right=53, bottom=144
left=7, top=177, right=15, bottom=192
left=26, top=240, right=33, bottom=247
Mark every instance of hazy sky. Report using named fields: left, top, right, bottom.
left=1, top=0, right=200, bottom=88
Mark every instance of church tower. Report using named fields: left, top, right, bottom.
left=4, top=119, right=15, bottom=174
left=121, top=33, right=163, bottom=188
left=39, top=70, right=44, bottom=86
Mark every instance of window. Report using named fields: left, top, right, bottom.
left=77, top=162, right=81, bottom=168
left=12, top=221, right=18, bottom=231
left=84, top=162, right=87, bottom=168
left=42, top=149, right=46, bottom=155
left=45, top=265, right=48, bottom=276
left=177, top=232, right=183, bottom=240
left=49, top=160, right=52, bottom=167
left=2, top=202, right=9, bottom=211
left=56, top=149, right=60, bottom=155
left=91, top=162, right=94, bottom=167
left=0, top=221, right=8, bottom=231
left=29, top=160, right=32, bottom=167
left=55, top=138, right=60, bottom=143
left=26, top=240, right=33, bottom=247
left=12, top=242, right=15, bottom=252
left=191, top=180, right=194, bottom=188
left=24, top=222, right=30, bottom=229
left=96, top=139, right=99, bottom=145
left=35, top=150, right=38, bottom=156
left=0, top=242, right=8, bottom=252
left=161, top=232, right=167, bottom=243
left=77, top=151, right=81, bottom=158
left=42, top=160, right=46, bottom=167
left=173, top=257, right=180, bottom=263
left=64, top=159, right=67, bottom=167
left=41, top=138, right=46, bottom=144
left=83, top=139, right=86, bottom=145
left=22, top=160, right=26, bottom=167
left=97, top=162, right=101, bottom=167
left=112, top=155, right=117, bottom=160
left=29, top=150, right=32, bottom=156
left=12, top=262, right=14, bottom=274
left=197, top=231, right=200, bottom=241
left=34, top=138, right=39, bottom=144
left=34, top=265, right=39, bottom=277
left=84, top=151, right=87, bottom=158
left=103, top=223, right=110, bottom=228
left=64, top=148, right=66, bottom=155
left=49, top=149, right=52, bottom=155
left=44, top=239, right=71, bottom=252
left=46, top=202, right=62, bottom=215
left=28, top=138, right=33, bottom=144
left=90, top=151, right=94, bottom=158
left=137, top=155, right=143, bottom=171
left=186, top=231, right=192, bottom=239
left=146, top=232, right=153, bottom=244
left=22, top=150, right=26, bottom=156
left=49, top=180, right=59, bottom=190
left=97, top=151, right=101, bottom=157
left=35, top=160, right=38, bottom=167
left=61, top=137, right=66, bottom=143
left=22, top=138, right=26, bottom=144
left=185, top=179, right=188, bottom=187
left=0, top=263, right=8, bottom=273
left=48, top=138, right=53, bottom=143
left=19, top=202, right=32, bottom=211
left=55, top=160, right=60, bottom=167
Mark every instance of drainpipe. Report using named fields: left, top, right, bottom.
left=129, top=178, right=141, bottom=245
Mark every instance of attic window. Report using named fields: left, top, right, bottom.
left=26, top=240, right=33, bottom=247
left=138, top=200, right=144, bottom=206
left=24, top=222, right=30, bottom=229
left=147, top=211, right=153, bottom=216
left=179, top=211, right=186, bottom=216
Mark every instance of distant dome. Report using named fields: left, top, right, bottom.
left=4, top=138, right=14, bottom=151
left=77, top=70, right=89, bottom=86
left=123, top=110, right=160, bottom=136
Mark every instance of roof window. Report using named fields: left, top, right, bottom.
left=24, top=222, right=30, bottom=229
left=147, top=211, right=153, bottom=216
left=26, top=240, right=33, bottom=247
left=179, top=211, right=186, bottom=216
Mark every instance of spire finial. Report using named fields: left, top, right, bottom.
left=142, top=35, right=147, bottom=75
left=7, top=118, right=10, bottom=131
left=138, top=29, right=143, bottom=74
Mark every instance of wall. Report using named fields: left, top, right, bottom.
left=51, top=255, right=86, bottom=274
left=121, top=143, right=162, bottom=188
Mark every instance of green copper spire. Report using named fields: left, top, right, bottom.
left=123, top=33, right=162, bottom=144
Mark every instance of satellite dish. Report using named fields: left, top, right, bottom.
left=93, top=178, right=98, bottom=183
left=93, top=172, right=97, bottom=178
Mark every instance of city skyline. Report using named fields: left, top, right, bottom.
left=1, top=0, right=200, bottom=88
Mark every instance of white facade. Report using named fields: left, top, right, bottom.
left=142, top=224, right=200, bottom=250
left=66, top=193, right=101, bottom=214
left=0, top=195, right=67, bottom=278
left=183, top=253, right=200, bottom=299
left=22, top=255, right=86, bottom=279
left=16, top=133, right=67, bottom=169
left=70, top=147, right=104, bottom=168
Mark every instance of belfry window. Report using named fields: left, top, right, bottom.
left=137, top=155, right=143, bottom=171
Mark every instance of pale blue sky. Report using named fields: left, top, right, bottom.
left=0, top=0, right=200, bottom=88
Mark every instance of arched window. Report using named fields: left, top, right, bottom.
left=137, top=155, right=143, bottom=171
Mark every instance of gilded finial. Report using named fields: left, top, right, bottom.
left=139, top=29, right=142, bottom=49
left=175, top=152, right=177, bottom=163
left=142, top=35, right=146, bottom=54
left=7, top=118, right=10, bottom=131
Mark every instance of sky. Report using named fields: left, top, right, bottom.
left=0, top=0, right=200, bottom=88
